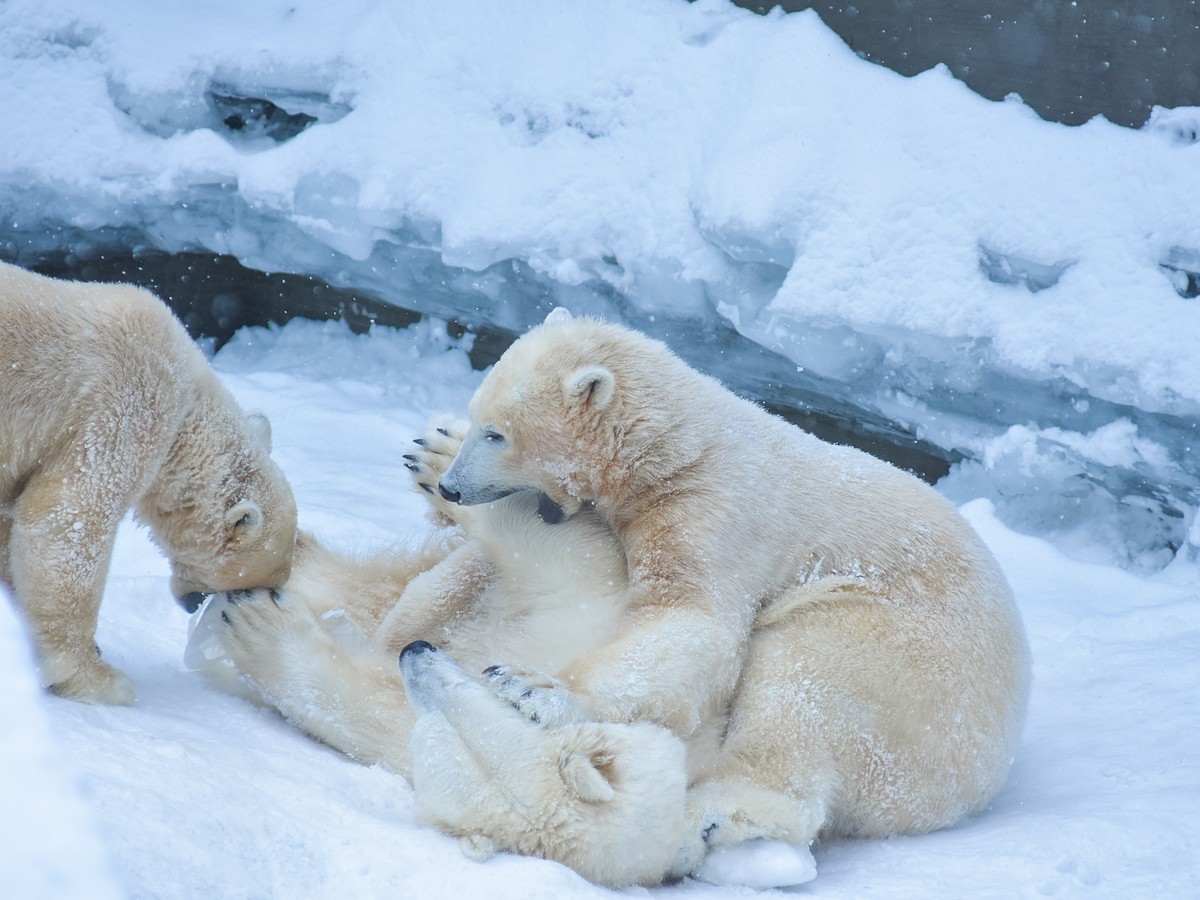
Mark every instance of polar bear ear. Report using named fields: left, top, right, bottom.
left=544, top=306, right=573, bottom=325
left=245, top=411, right=273, bottom=452
left=561, top=749, right=616, bottom=803
left=565, top=366, right=615, bottom=411
left=226, top=501, right=263, bottom=537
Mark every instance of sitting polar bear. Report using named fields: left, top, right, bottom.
left=0, top=261, right=296, bottom=705
left=211, top=308, right=1029, bottom=887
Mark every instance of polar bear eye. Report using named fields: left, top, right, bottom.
left=226, top=501, right=263, bottom=533
left=483, top=428, right=506, bottom=444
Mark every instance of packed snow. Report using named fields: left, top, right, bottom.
left=0, top=0, right=1198, bottom=569
left=2, top=319, right=1198, bottom=898
left=1, top=0, right=1199, bottom=896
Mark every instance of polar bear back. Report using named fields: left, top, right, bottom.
left=0, top=263, right=206, bottom=500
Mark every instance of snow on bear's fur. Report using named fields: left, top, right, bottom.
left=210, top=309, right=1029, bottom=887
left=0, top=261, right=296, bottom=704
left=400, top=639, right=688, bottom=889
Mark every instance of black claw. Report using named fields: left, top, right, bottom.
left=482, top=665, right=503, bottom=678
left=436, top=427, right=450, bottom=436
left=221, top=611, right=230, bottom=625
left=413, top=438, right=426, bottom=445
left=269, top=589, right=281, bottom=606
left=419, top=483, right=435, bottom=495
left=404, top=463, right=419, bottom=472
left=520, top=689, right=534, bottom=700
left=402, top=454, right=418, bottom=462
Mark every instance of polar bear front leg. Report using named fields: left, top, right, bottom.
left=10, top=468, right=135, bottom=705
left=219, top=589, right=416, bottom=774
left=482, top=664, right=592, bottom=728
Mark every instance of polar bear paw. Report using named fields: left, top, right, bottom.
left=217, top=588, right=335, bottom=689
left=403, top=418, right=469, bottom=526
left=483, top=664, right=589, bottom=728
left=693, top=839, right=817, bottom=890
left=47, top=653, right=137, bottom=706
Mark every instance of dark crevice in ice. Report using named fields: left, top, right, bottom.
left=5, top=243, right=956, bottom=485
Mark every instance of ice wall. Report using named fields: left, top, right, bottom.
left=1, top=0, right=1198, bottom=570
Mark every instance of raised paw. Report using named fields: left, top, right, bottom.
left=482, top=664, right=588, bottom=728
left=404, top=417, right=469, bottom=526
left=216, top=588, right=331, bottom=680
left=219, top=588, right=284, bottom=643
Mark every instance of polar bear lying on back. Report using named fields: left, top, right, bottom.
left=399, top=638, right=690, bottom=887
left=0, top=261, right=296, bottom=704
left=212, top=308, right=1029, bottom=887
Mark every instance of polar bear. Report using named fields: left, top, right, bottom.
left=211, top=309, right=1028, bottom=887
left=0, top=261, right=297, bottom=704
left=399, top=639, right=688, bottom=889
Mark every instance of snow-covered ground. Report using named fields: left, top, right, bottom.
left=3, top=319, right=1199, bottom=898
left=1, top=0, right=1199, bottom=569
left=2, top=0, right=1200, bottom=895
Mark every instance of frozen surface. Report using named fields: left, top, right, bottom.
left=0, top=589, right=124, bottom=900
left=2, top=319, right=1198, bottom=898
left=0, top=0, right=1198, bottom=569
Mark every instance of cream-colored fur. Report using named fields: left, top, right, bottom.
left=0, top=261, right=296, bottom=704
left=400, top=640, right=687, bottom=889
left=212, top=309, right=1029, bottom=887
left=213, top=428, right=632, bottom=775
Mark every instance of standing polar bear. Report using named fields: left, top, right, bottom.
left=211, top=309, right=1028, bottom=887
left=0, top=261, right=297, bottom=704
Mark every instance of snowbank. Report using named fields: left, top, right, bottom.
left=2, top=319, right=1197, bottom=897
left=0, top=0, right=1198, bottom=568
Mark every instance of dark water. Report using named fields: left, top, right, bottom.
left=732, top=0, right=1199, bottom=128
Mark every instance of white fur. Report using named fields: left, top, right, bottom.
left=213, top=467, right=631, bottom=775
left=0, top=261, right=296, bottom=704
left=212, top=311, right=1029, bottom=887
left=400, top=641, right=687, bottom=889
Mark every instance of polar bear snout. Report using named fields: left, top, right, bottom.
left=437, top=483, right=461, bottom=504
left=401, top=639, right=437, bottom=659
left=399, top=640, right=459, bottom=714
left=176, top=591, right=211, bottom=613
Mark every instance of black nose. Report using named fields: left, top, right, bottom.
left=177, top=591, right=210, bottom=613
left=536, top=493, right=565, bottom=524
left=400, top=640, right=437, bottom=659
left=438, top=483, right=461, bottom=503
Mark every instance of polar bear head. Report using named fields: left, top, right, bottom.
left=437, top=309, right=692, bottom=517
left=139, top=399, right=297, bottom=605
left=399, top=640, right=687, bottom=888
